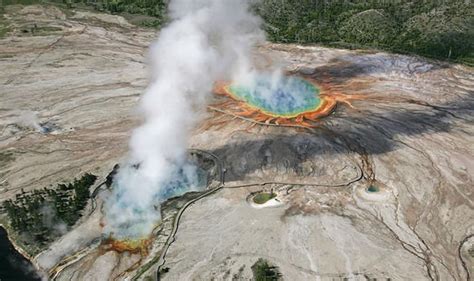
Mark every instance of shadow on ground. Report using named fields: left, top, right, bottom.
left=210, top=83, right=473, bottom=182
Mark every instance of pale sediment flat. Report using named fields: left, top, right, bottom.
left=0, top=5, right=155, bottom=201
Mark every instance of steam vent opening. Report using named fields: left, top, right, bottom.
left=215, top=74, right=338, bottom=127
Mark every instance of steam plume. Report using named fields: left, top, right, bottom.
left=16, top=110, right=43, bottom=132
left=104, top=0, right=264, bottom=238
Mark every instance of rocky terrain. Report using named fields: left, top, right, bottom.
left=0, top=4, right=473, bottom=281
left=0, top=4, right=154, bottom=200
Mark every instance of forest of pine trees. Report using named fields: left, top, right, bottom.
left=2, top=173, right=97, bottom=248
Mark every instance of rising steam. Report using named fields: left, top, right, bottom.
left=104, top=0, right=264, bottom=238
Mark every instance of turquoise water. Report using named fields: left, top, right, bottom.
left=111, top=166, right=207, bottom=207
left=105, top=165, right=208, bottom=238
left=157, top=167, right=207, bottom=199
left=367, top=185, right=379, bottom=193
left=228, top=75, right=321, bottom=117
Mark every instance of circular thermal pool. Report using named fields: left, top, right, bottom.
left=366, top=185, right=380, bottom=193
left=227, top=75, right=322, bottom=118
left=353, top=181, right=393, bottom=203
left=215, top=74, right=339, bottom=127
left=247, top=191, right=283, bottom=209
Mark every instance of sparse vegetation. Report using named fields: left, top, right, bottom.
left=53, top=0, right=167, bottom=27
left=257, top=0, right=474, bottom=65
left=251, top=258, right=281, bottom=281
left=253, top=192, right=276, bottom=204
left=88, top=0, right=474, bottom=64
left=2, top=0, right=471, bottom=63
left=1, top=173, right=97, bottom=251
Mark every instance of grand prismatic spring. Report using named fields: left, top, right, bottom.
left=215, top=74, right=339, bottom=127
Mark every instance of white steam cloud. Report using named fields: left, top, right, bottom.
left=16, top=110, right=43, bottom=132
left=104, top=0, right=264, bottom=238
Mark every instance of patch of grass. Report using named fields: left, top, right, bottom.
left=251, top=258, right=281, bottom=281
left=253, top=192, right=276, bottom=205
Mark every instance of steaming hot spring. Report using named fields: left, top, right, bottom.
left=102, top=74, right=357, bottom=253
left=214, top=74, right=342, bottom=127
left=101, top=153, right=212, bottom=253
